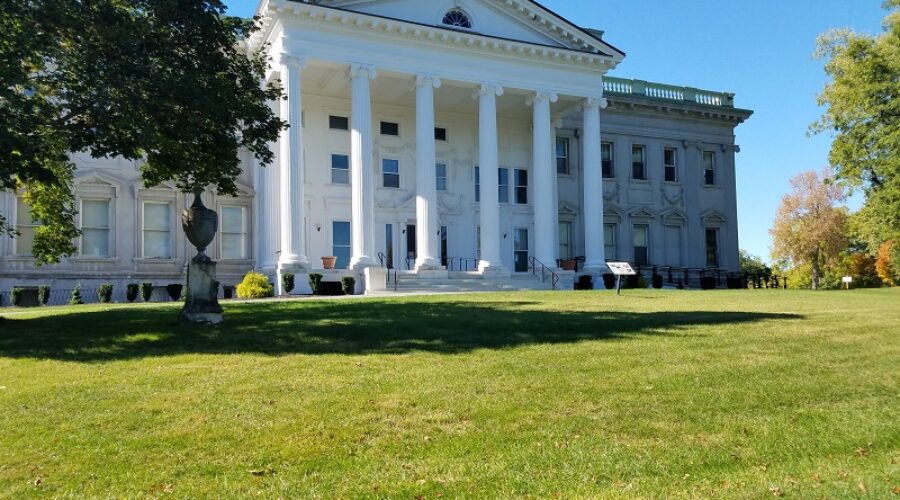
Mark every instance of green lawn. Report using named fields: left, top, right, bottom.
left=0, top=289, right=898, bottom=498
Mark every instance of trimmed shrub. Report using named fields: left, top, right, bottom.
left=223, top=286, right=234, bottom=299
left=308, top=273, right=324, bottom=296
left=574, top=275, right=593, bottom=291
left=282, top=272, right=295, bottom=295
left=97, top=285, right=114, bottom=303
left=141, top=283, right=153, bottom=302
left=11, top=288, right=23, bottom=307
left=166, top=284, right=183, bottom=302
left=602, top=274, right=616, bottom=290
left=236, top=272, right=274, bottom=299
left=700, top=276, right=717, bottom=290
left=70, top=287, right=83, bottom=305
left=341, top=276, right=356, bottom=295
left=38, top=285, right=50, bottom=306
left=126, top=284, right=139, bottom=303
left=637, top=275, right=648, bottom=289
left=652, top=274, right=663, bottom=289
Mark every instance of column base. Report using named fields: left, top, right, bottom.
left=582, top=262, right=610, bottom=275
left=350, top=256, right=379, bottom=271
left=479, top=261, right=510, bottom=278
left=414, top=257, right=444, bottom=272
left=277, top=258, right=310, bottom=296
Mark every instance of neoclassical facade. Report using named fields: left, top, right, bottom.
left=0, top=0, right=752, bottom=298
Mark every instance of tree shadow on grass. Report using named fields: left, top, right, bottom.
left=0, top=299, right=803, bottom=362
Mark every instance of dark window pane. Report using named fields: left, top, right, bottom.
left=705, top=169, right=715, bottom=185
left=329, top=115, right=349, bottom=130
left=380, top=121, right=399, bottom=136
left=434, top=127, right=447, bottom=141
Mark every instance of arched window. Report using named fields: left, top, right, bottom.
left=442, top=9, right=472, bottom=29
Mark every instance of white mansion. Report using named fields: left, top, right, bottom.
left=0, top=0, right=752, bottom=298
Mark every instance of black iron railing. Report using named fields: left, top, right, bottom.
left=529, top=256, right=560, bottom=290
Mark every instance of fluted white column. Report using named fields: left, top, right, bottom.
left=528, top=91, right=558, bottom=266
left=475, top=84, right=507, bottom=275
left=277, top=53, right=309, bottom=279
left=583, top=97, right=608, bottom=273
left=415, top=75, right=443, bottom=270
left=349, top=64, right=378, bottom=270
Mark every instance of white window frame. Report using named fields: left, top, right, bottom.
left=498, top=167, right=510, bottom=204
left=141, top=201, right=173, bottom=259
left=631, top=145, right=647, bottom=181
left=14, top=196, right=37, bottom=256
left=79, top=198, right=112, bottom=257
left=602, top=142, right=614, bottom=179
left=703, top=150, right=717, bottom=186
left=436, top=163, right=448, bottom=192
left=220, top=205, right=249, bottom=260
left=331, top=153, right=350, bottom=185
left=604, top=223, right=617, bottom=261
left=664, top=147, right=678, bottom=183
left=514, top=168, right=528, bottom=205
left=556, top=137, right=570, bottom=175
left=382, top=158, right=400, bottom=188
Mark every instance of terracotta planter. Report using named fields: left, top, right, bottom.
left=321, top=256, right=337, bottom=270
left=560, top=259, right=577, bottom=271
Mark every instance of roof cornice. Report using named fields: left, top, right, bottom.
left=250, top=0, right=621, bottom=71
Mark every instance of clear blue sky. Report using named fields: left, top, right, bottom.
left=223, top=0, right=888, bottom=262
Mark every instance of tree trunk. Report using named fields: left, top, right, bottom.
left=811, top=249, right=821, bottom=290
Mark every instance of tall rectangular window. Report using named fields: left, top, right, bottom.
left=664, top=148, right=678, bottom=182
left=332, top=221, right=351, bottom=269
left=81, top=200, right=110, bottom=257
left=604, top=223, right=617, bottom=260
left=556, top=138, right=569, bottom=174
left=703, top=151, right=716, bottom=185
left=514, top=228, right=529, bottom=273
left=440, top=225, right=449, bottom=267
left=633, top=224, right=649, bottom=266
left=498, top=167, right=509, bottom=204
left=706, top=228, right=719, bottom=267
left=331, top=154, right=349, bottom=184
left=602, top=142, right=614, bottom=178
left=476, top=226, right=481, bottom=261
left=514, top=169, right=528, bottom=204
left=142, top=202, right=172, bottom=259
left=382, top=158, right=400, bottom=188
left=329, top=115, right=349, bottom=131
left=14, top=197, right=36, bottom=255
left=221, top=206, right=247, bottom=260
left=558, top=222, right=572, bottom=260
left=474, top=166, right=481, bottom=202
left=436, top=163, right=448, bottom=191
left=385, top=224, right=394, bottom=269
left=632, top=145, right=646, bottom=180
left=406, top=224, right=416, bottom=264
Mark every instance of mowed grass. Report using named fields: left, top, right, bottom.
left=0, top=289, right=898, bottom=498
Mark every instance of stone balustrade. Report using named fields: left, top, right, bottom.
left=603, top=77, right=735, bottom=107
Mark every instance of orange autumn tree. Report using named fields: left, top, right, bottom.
left=770, top=169, right=849, bottom=289
left=875, top=241, right=896, bottom=286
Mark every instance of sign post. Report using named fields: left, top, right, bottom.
left=842, top=276, right=853, bottom=290
left=606, top=262, right=637, bottom=296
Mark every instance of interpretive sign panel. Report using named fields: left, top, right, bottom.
left=607, top=262, right=637, bottom=276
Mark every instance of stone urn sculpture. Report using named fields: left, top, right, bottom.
left=182, top=191, right=218, bottom=262
left=179, top=190, right=223, bottom=325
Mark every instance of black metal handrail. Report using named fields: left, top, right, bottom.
left=528, top=256, right=560, bottom=290
left=449, top=257, right=478, bottom=272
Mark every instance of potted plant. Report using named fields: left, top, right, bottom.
left=321, top=256, right=337, bottom=270
left=559, top=259, right=577, bottom=271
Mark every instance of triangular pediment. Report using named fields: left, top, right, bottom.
left=304, top=0, right=624, bottom=58
left=701, top=210, right=727, bottom=226
left=628, top=207, right=655, bottom=220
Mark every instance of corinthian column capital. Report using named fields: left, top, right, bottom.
left=473, top=84, right=504, bottom=99
left=349, top=64, right=378, bottom=80
left=526, top=91, right=559, bottom=107
left=415, top=74, right=442, bottom=89
left=280, top=53, right=307, bottom=69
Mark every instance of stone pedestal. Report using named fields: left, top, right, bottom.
left=180, top=259, right=224, bottom=326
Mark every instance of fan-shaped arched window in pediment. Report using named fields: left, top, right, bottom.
left=442, top=9, right=472, bottom=29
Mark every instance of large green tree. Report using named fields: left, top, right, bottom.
left=1, top=0, right=285, bottom=264
left=813, top=0, right=900, bottom=251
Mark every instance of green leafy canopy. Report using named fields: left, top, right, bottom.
left=812, top=0, right=900, bottom=250
left=1, top=0, right=286, bottom=264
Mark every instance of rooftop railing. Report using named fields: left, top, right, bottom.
left=603, top=77, right=735, bottom=108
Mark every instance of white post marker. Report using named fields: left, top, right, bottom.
left=606, top=262, right=637, bottom=295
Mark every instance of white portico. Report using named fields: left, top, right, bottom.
left=252, top=0, right=624, bottom=291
